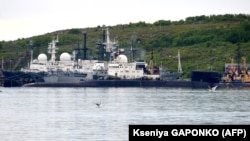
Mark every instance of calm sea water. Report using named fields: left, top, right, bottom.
left=0, top=87, right=249, bottom=141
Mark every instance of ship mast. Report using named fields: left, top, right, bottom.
left=103, top=27, right=118, bottom=62
left=148, top=49, right=154, bottom=74
left=82, top=32, right=88, bottom=60
left=130, top=40, right=134, bottom=62
left=104, top=27, right=113, bottom=53
left=130, top=39, right=137, bottom=62
left=177, top=49, right=183, bottom=73
left=29, top=40, right=33, bottom=64
left=95, top=27, right=118, bottom=62
left=29, top=40, right=33, bottom=68
left=48, top=36, right=59, bottom=63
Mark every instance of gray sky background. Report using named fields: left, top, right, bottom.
left=1, top=0, right=250, bottom=41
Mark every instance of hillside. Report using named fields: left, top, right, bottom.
left=1, top=14, right=250, bottom=78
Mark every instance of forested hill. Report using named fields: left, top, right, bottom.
left=1, top=14, right=250, bottom=78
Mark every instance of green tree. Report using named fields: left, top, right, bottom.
left=68, top=29, right=82, bottom=34
left=153, top=20, right=171, bottom=26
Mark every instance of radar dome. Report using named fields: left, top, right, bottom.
left=38, top=53, right=47, bottom=61
left=60, top=52, right=71, bottom=61
left=117, top=54, right=128, bottom=63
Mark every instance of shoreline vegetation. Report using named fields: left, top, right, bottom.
left=1, top=14, right=250, bottom=78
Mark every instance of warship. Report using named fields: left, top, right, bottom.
left=1, top=27, right=184, bottom=87
left=3, top=27, right=250, bottom=89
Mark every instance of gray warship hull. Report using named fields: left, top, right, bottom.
left=22, top=80, right=212, bottom=88
left=22, top=79, right=250, bottom=89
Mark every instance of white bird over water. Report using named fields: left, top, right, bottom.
left=208, top=85, right=218, bottom=92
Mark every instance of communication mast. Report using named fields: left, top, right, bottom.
left=48, top=36, right=59, bottom=62
left=177, top=50, right=183, bottom=73
left=29, top=40, right=33, bottom=64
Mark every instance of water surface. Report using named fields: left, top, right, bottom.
left=0, top=87, right=249, bottom=141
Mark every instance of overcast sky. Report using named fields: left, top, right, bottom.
left=1, top=0, right=250, bottom=41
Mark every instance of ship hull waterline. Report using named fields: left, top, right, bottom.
left=22, top=80, right=250, bottom=89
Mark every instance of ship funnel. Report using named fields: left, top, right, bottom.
left=83, top=32, right=88, bottom=60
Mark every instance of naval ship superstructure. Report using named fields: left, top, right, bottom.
left=2, top=27, right=184, bottom=87
left=20, top=33, right=108, bottom=83
left=99, top=27, right=183, bottom=81
left=107, top=50, right=183, bottom=80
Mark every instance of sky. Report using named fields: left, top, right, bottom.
left=1, top=0, right=250, bottom=41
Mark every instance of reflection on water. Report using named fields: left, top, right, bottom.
left=0, top=87, right=249, bottom=141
